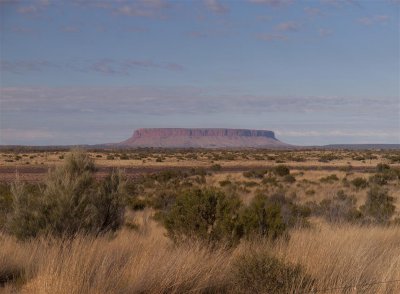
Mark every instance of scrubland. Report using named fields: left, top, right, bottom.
left=0, top=148, right=400, bottom=293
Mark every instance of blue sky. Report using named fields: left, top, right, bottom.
left=0, top=0, right=399, bottom=145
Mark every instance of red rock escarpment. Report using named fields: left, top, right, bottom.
left=119, top=128, right=289, bottom=148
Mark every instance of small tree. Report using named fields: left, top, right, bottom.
left=273, top=165, right=290, bottom=177
left=7, top=150, right=126, bottom=239
left=240, top=194, right=286, bottom=240
left=318, top=190, right=361, bottom=223
left=163, top=188, right=242, bottom=245
left=360, top=187, right=395, bottom=223
left=351, top=177, right=368, bottom=190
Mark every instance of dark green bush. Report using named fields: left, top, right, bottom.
left=360, top=187, right=395, bottom=223
left=376, top=163, right=390, bottom=173
left=369, top=174, right=389, bottom=186
left=283, top=174, right=296, bottom=183
left=119, top=154, right=130, bottom=160
left=6, top=150, right=127, bottom=239
left=319, top=174, right=339, bottom=183
left=351, top=177, right=368, bottom=189
left=240, top=193, right=309, bottom=240
left=317, top=190, right=361, bottom=223
left=210, top=164, right=222, bottom=171
left=243, top=181, right=258, bottom=188
left=150, top=170, right=187, bottom=183
left=219, top=180, right=232, bottom=187
left=273, top=165, right=290, bottom=177
left=262, top=176, right=278, bottom=186
left=0, top=183, right=13, bottom=229
left=232, top=251, right=314, bottom=293
left=318, top=154, right=339, bottom=162
left=162, top=188, right=243, bottom=245
left=243, top=169, right=267, bottom=179
left=151, top=189, right=178, bottom=211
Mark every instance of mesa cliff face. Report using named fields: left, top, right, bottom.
left=119, top=128, right=289, bottom=148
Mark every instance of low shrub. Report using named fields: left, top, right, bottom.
left=351, top=177, right=368, bottom=189
left=162, top=188, right=243, bottom=245
left=376, top=163, right=390, bottom=173
left=283, top=174, right=296, bottom=183
left=240, top=193, right=309, bottom=240
left=0, top=184, right=13, bottom=229
left=319, top=174, right=339, bottom=183
left=232, top=251, right=315, bottom=293
left=360, top=187, right=396, bottom=223
left=210, top=164, right=222, bottom=171
left=6, top=150, right=127, bottom=239
left=243, top=169, right=267, bottom=179
left=317, top=190, right=361, bottom=223
left=273, top=165, right=290, bottom=177
left=219, top=180, right=232, bottom=187
left=369, top=174, right=389, bottom=186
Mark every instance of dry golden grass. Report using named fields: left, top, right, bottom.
left=271, top=224, right=400, bottom=293
left=1, top=220, right=400, bottom=293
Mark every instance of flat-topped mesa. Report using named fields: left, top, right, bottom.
left=119, top=128, right=288, bottom=148
left=132, top=128, right=276, bottom=139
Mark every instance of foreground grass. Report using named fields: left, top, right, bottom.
left=1, top=223, right=400, bottom=293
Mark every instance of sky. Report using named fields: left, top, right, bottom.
left=0, top=0, right=399, bottom=146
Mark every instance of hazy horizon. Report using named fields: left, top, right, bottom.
left=1, top=0, right=399, bottom=146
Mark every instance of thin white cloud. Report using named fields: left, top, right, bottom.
left=1, top=128, right=55, bottom=143
left=248, top=0, right=294, bottom=7
left=204, top=0, right=229, bottom=14
left=318, top=28, right=333, bottom=37
left=1, top=58, right=184, bottom=75
left=276, top=21, right=301, bottom=32
left=304, top=7, right=323, bottom=16
left=257, top=33, right=288, bottom=41
left=60, top=25, right=80, bottom=33
left=358, top=15, right=390, bottom=26
left=17, top=5, right=38, bottom=14
left=0, top=60, right=55, bottom=74
left=276, top=130, right=399, bottom=138
left=1, top=87, right=397, bottom=116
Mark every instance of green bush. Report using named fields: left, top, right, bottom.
left=0, top=183, right=13, bottom=229
left=232, top=251, right=314, bottom=293
left=319, top=174, right=339, bottom=183
left=283, top=174, right=296, bottom=183
left=210, top=164, right=222, bottom=171
left=360, top=187, right=396, bottom=223
left=151, top=189, right=178, bottom=211
left=219, top=180, right=232, bottom=187
left=240, top=193, right=309, bottom=240
left=262, top=176, right=278, bottom=186
left=273, top=165, right=290, bottom=177
left=6, top=150, right=127, bottom=239
left=119, top=154, right=129, bottom=160
left=318, top=154, right=339, bottom=162
left=376, top=163, right=390, bottom=173
left=317, top=190, right=361, bottom=223
left=243, top=169, right=267, bottom=179
left=369, top=174, right=389, bottom=186
left=162, top=188, right=243, bottom=245
left=351, top=177, right=368, bottom=189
